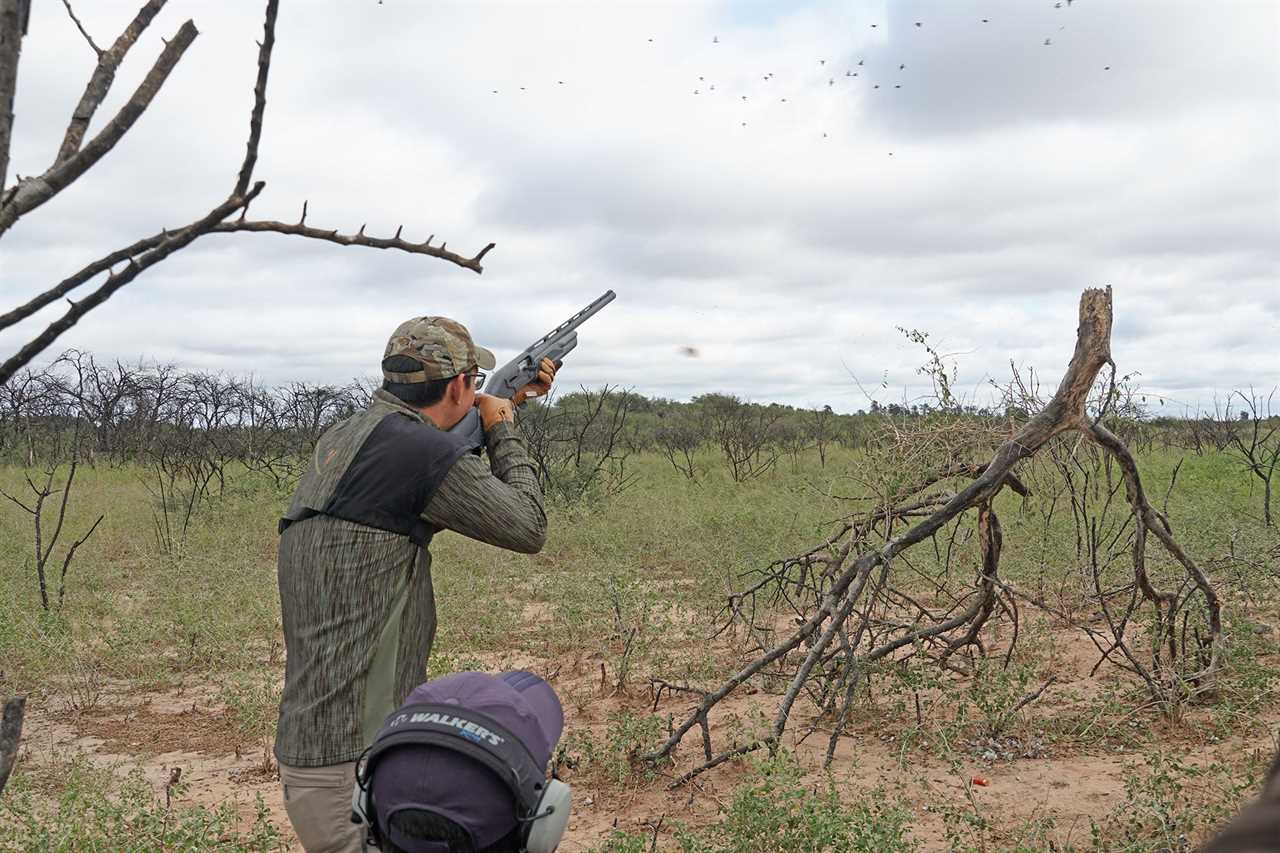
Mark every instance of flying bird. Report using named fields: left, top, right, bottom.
left=899, top=63, right=906, bottom=69
left=858, top=59, right=865, bottom=66
left=713, top=35, right=719, bottom=43
left=678, top=346, right=700, bottom=358
left=819, top=59, right=826, bottom=65
left=915, top=21, right=923, bottom=27
left=894, top=84, right=901, bottom=88
left=1044, top=37, right=1052, bottom=45
left=829, top=78, right=835, bottom=86
left=1103, top=65, right=1111, bottom=70
left=981, top=18, right=990, bottom=23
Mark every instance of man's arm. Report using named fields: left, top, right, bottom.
left=422, top=421, right=547, bottom=553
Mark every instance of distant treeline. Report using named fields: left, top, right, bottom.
left=1, top=350, right=1274, bottom=499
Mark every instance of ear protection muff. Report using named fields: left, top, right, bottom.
left=351, top=767, right=377, bottom=843
left=349, top=703, right=571, bottom=852
left=523, top=778, right=571, bottom=853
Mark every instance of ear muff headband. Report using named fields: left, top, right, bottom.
left=354, top=703, right=570, bottom=851
left=364, top=703, right=546, bottom=813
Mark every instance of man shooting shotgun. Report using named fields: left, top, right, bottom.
left=273, top=292, right=613, bottom=852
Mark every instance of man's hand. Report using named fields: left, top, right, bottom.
left=475, top=394, right=515, bottom=431
left=512, top=357, right=557, bottom=407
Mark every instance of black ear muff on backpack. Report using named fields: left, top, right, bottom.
left=350, top=703, right=571, bottom=853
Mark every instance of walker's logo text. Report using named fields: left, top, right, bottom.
left=392, top=711, right=506, bottom=747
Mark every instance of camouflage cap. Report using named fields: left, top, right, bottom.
left=382, top=316, right=497, bottom=383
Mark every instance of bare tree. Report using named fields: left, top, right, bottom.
left=521, top=386, right=637, bottom=504
left=0, top=363, right=63, bottom=464
left=654, top=408, right=704, bottom=480
left=642, top=289, right=1222, bottom=785
left=807, top=404, right=835, bottom=468
left=772, top=413, right=810, bottom=471
left=0, top=422, right=103, bottom=611
left=1217, top=389, right=1280, bottom=527
left=0, top=0, right=495, bottom=387
left=698, top=393, right=783, bottom=482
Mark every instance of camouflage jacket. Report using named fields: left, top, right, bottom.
left=273, top=389, right=545, bottom=767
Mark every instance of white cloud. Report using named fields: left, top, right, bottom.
left=1, top=0, right=1276, bottom=415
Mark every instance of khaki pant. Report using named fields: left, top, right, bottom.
left=279, top=760, right=369, bottom=853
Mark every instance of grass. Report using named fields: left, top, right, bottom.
left=590, top=749, right=918, bottom=853
left=0, top=753, right=285, bottom=852
left=1, top=442, right=1278, bottom=849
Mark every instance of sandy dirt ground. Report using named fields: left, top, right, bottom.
left=14, top=626, right=1279, bottom=851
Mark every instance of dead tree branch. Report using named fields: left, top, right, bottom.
left=56, top=0, right=167, bottom=164
left=0, top=0, right=33, bottom=192
left=0, top=15, right=198, bottom=232
left=59, top=0, right=103, bottom=58
left=209, top=218, right=495, bottom=273
left=233, top=0, right=275, bottom=197
left=642, top=288, right=1222, bottom=785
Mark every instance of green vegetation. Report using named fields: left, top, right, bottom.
left=1, top=373, right=1278, bottom=849
left=0, top=754, right=284, bottom=852
left=592, top=750, right=917, bottom=852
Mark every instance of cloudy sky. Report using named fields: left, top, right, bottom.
left=2, top=0, right=1277, bottom=414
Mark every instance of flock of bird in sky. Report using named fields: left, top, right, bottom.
left=461, top=1, right=1109, bottom=155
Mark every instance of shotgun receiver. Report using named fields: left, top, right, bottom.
left=450, top=290, right=616, bottom=446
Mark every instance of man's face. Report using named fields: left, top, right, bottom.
left=440, top=371, right=477, bottom=429
left=459, top=370, right=478, bottom=411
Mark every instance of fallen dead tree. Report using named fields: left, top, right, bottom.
left=643, top=287, right=1222, bottom=785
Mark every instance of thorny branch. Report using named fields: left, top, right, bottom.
left=209, top=217, right=495, bottom=273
